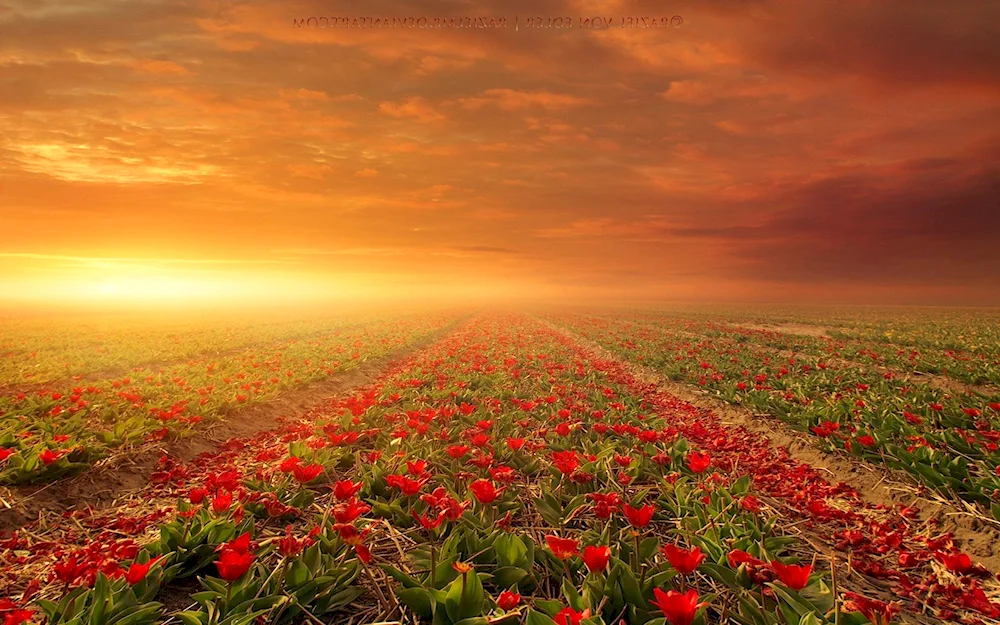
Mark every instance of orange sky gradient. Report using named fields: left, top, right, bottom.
left=2, top=0, right=999, bottom=309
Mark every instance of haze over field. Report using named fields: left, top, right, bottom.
left=2, top=0, right=999, bottom=309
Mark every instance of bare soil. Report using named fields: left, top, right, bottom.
left=731, top=322, right=832, bottom=338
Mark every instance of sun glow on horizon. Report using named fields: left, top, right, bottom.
left=0, top=256, right=346, bottom=307
left=0, top=252, right=550, bottom=310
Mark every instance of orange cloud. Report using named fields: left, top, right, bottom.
left=127, top=59, right=190, bottom=75
left=378, top=96, right=446, bottom=122
left=457, top=89, right=591, bottom=111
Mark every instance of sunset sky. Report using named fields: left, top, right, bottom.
left=2, top=0, right=999, bottom=307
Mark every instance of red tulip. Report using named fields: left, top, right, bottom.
left=582, top=545, right=611, bottom=573
left=188, top=488, right=208, bottom=504
left=332, top=523, right=373, bottom=563
left=554, top=606, right=591, bottom=625
left=221, top=532, right=252, bottom=554
left=469, top=479, right=503, bottom=504
left=614, top=454, right=633, bottom=467
left=39, top=449, right=65, bottom=465
left=386, top=474, right=426, bottom=495
left=546, top=535, right=579, bottom=560
left=490, top=465, right=517, bottom=483
left=497, top=590, right=521, bottom=610
left=333, top=480, right=363, bottom=500
left=652, top=588, right=708, bottom=625
left=1, top=608, right=34, bottom=625
left=291, top=463, right=323, bottom=484
left=770, top=561, right=812, bottom=590
left=843, top=592, right=901, bottom=625
left=216, top=549, right=254, bottom=582
left=623, top=503, right=655, bottom=528
left=412, top=510, right=445, bottom=531
left=440, top=496, right=471, bottom=521
left=124, top=557, right=162, bottom=585
left=727, top=549, right=764, bottom=568
left=937, top=552, right=974, bottom=574
left=686, top=451, right=711, bottom=473
left=277, top=525, right=311, bottom=557
left=333, top=498, right=370, bottom=523
left=0, top=448, right=14, bottom=462
left=211, top=490, right=233, bottom=513
left=406, top=460, right=429, bottom=476
left=661, top=544, right=704, bottom=574
left=550, top=450, right=580, bottom=474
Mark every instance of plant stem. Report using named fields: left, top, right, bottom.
left=429, top=541, right=437, bottom=588
left=831, top=553, right=840, bottom=625
left=634, top=532, right=641, bottom=574
left=460, top=570, right=469, bottom=614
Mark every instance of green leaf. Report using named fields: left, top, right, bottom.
left=797, top=614, right=823, bottom=625
left=395, top=587, right=436, bottom=618
left=533, top=599, right=564, bottom=617
left=526, top=609, right=559, bottom=625
left=563, top=577, right=585, bottom=612
left=444, top=570, right=484, bottom=623
left=614, top=560, right=645, bottom=608
left=491, top=566, right=529, bottom=590
left=700, top=562, right=739, bottom=589
left=381, top=564, right=422, bottom=589
left=108, top=603, right=165, bottom=625
left=173, top=611, right=207, bottom=625
left=495, top=534, right=529, bottom=568
left=639, top=537, right=659, bottom=561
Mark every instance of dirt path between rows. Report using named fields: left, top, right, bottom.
left=0, top=317, right=467, bottom=532
left=730, top=322, right=834, bottom=338
left=541, top=318, right=1000, bottom=576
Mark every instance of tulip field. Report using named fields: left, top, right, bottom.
left=2, top=308, right=1000, bottom=625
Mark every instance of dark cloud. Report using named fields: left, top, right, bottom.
left=733, top=0, right=1000, bottom=93
left=676, top=154, right=1000, bottom=284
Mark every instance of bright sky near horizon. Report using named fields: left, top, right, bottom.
left=2, top=0, right=999, bottom=307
